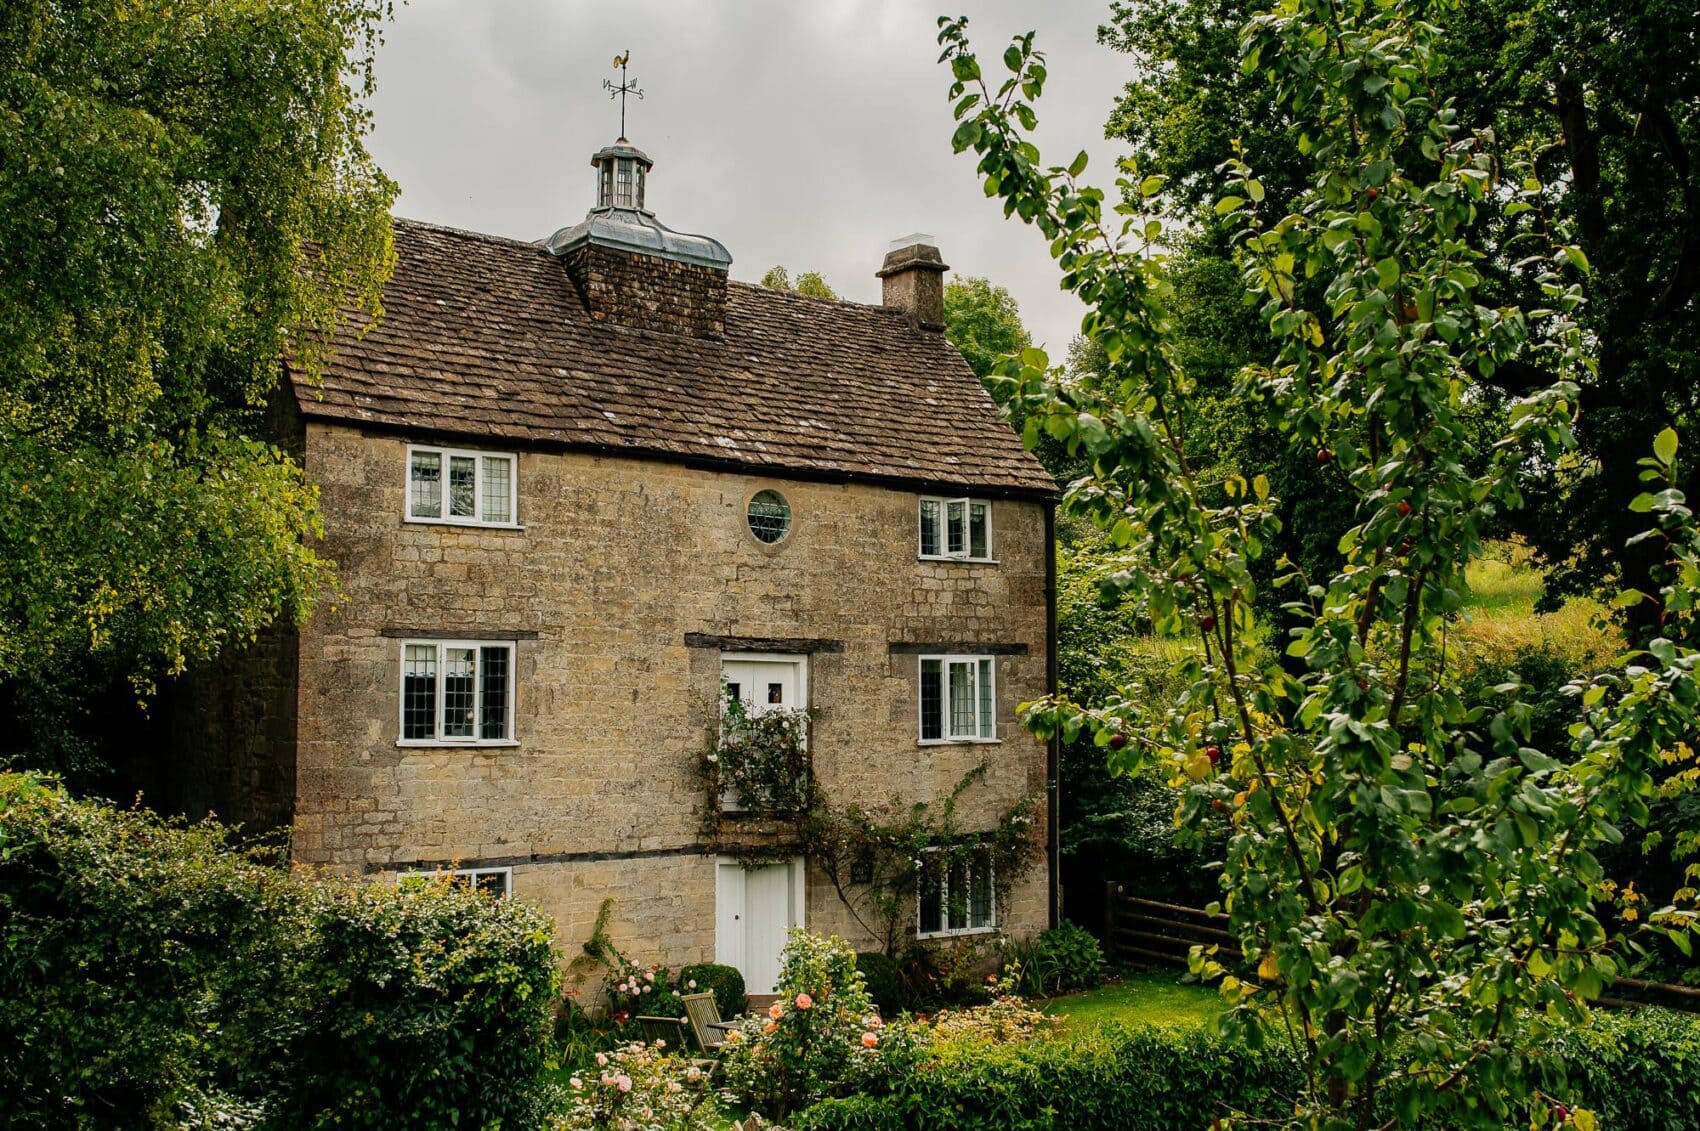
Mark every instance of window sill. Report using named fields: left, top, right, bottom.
left=917, top=737, right=1002, bottom=747
left=396, top=739, right=521, bottom=749
left=403, top=516, right=525, bottom=531
left=917, top=555, right=998, bottom=565
left=916, top=926, right=999, bottom=941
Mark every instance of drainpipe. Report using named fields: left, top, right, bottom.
left=1044, top=499, right=1061, bottom=929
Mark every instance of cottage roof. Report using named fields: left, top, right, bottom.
left=289, top=218, right=1056, bottom=499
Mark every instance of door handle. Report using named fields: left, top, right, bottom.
left=734, top=914, right=740, bottom=920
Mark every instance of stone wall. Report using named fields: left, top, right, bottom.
left=561, top=243, right=728, bottom=338
left=293, top=424, right=1051, bottom=971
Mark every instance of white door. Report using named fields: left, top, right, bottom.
left=719, top=655, right=807, bottom=812
left=716, top=856, right=805, bottom=994
left=720, top=658, right=803, bottom=716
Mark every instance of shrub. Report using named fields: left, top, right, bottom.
left=679, top=962, right=746, bottom=1021
left=718, top=929, right=882, bottom=1119
left=279, top=878, right=561, bottom=1129
left=792, top=1007, right=1700, bottom=1131
left=855, top=951, right=906, bottom=1016
left=555, top=1041, right=712, bottom=1130
left=1005, top=922, right=1105, bottom=997
left=794, top=1023, right=1300, bottom=1131
left=0, top=772, right=561, bottom=1129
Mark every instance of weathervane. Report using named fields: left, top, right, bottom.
left=604, top=51, right=643, bottom=139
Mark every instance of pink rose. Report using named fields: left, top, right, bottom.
left=861, top=1031, right=879, bottom=1048
left=616, top=1074, right=633, bottom=1093
left=768, top=1001, right=784, bottom=1019
left=795, top=993, right=813, bottom=1010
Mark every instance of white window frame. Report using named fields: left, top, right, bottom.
left=917, top=654, right=998, bottom=744
left=915, top=847, right=996, bottom=939
left=397, top=865, right=513, bottom=897
left=918, top=496, right=993, bottom=562
left=397, top=639, right=519, bottom=747
left=405, top=444, right=520, bottom=528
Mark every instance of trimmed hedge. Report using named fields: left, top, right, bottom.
left=794, top=1011, right=1700, bottom=1131
left=0, top=772, right=560, bottom=1129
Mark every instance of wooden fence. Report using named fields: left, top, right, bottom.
left=1102, top=881, right=1700, bottom=1014
left=1102, top=883, right=1234, bottom=970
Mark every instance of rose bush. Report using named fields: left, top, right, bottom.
left=717, top=930, right=883, bottom=1119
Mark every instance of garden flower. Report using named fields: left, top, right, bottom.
left=688, top=979, right=697, bottom=989
left=616, top=1074, right=633, bottom=1092
left=862, top=1031, right=879, bottom=1048
left=655, top=1038, right=666, bottom=1049
left=764, top=1020, right=778, bottom=1033
left=596, top=1052, right=609, bottom=1067
left=768, top=1001, right=784, bottom=1019
left=795, top=992, right=813, bottom=1010
left=570, top=1077, right=583, bottom=1089
left=686, top=1066, right=702, bottom=1082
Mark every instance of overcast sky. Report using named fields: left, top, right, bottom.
left=364, top=0, right=1136, bottom=356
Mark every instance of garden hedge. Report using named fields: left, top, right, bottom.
left=794, top=1010, right=1700, bottom=1131
left=0, top=772, right=560, bottom=1129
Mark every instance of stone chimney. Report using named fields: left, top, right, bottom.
left=544, top=138, right=733, bottom=338
left=877, top=233, right=949, bottom=331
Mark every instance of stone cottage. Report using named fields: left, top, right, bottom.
left=172, top=136, right=1058, bottom=994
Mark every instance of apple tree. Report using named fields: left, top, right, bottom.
left=939, top=0, right=1699, bottom=1126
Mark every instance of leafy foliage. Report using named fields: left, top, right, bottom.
left=1097, top=0, right=1700, bottom=617
left=942, top=276, right=1032, bottom=380
left=939, top=1, right=1700, bottom=1125
left=556, top=1041, right=712, bottom=1131
left=705, top=693, right=814, bottom=813
left=759, top=265, right=839, bottom=300
left=1003, top=922, right=1105, bottom=998
left=793, top=1007, right=1700, bottom=1131
left=0, top=0, right=396, bottom=767
left=0, top=772, right=560, bottom=1129
left=805, top=762, right=1042, bottom=957
left=718, top=929, right=884, bottom=1120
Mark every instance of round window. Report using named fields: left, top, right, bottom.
left=746, top=490, right=792, bottom=544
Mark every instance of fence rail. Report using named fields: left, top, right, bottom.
left=1102, top=882, right=1700, bottom=1014
left=1102, top=884, right=1231, bottom=970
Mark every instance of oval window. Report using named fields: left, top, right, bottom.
left=747, top=490, right=792, bottom=544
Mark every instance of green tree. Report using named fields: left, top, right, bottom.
left=943, top=2, right=1697, bottom=1126
left=1099, top=0, right=1700, bottom=618
left=942, top=275, right=1031, bottom=379
left=0, top=0, right=395, bottom=769
left=759, top=265, right=839, bottom=300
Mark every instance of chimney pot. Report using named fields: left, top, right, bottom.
left=877, top=235, right=949, bottom=330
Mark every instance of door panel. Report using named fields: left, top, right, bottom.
left=716, top=856, right=804, bottom=995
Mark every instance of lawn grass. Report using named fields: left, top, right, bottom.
left=1042, top=971, right=1221, bottom=1036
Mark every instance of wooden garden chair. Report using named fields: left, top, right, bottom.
left=636, top=1011, right=718, bottom=1079
left=634, top=1014, right=690, bottom=1051
left=681, top=991, right=740, bottom=1055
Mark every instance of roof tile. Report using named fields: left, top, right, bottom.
left=291, top=218, right=1056, bottom=497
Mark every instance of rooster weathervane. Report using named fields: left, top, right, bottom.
left=604, top=51, right=643, bottom=139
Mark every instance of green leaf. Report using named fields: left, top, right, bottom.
left=1375, top=257, right=1400, bottom=291
left=1215, top=195, right=1246, bottom=215
left=1655, top=427, right=1679, bottom=466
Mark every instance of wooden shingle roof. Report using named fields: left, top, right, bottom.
left=290, top=218, right=1056, bottom=499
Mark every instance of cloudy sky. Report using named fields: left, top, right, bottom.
left=364, top=0, right=1137, bottom=355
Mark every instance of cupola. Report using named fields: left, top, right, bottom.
left=592, top=138, right=650, bottom=210
left=545, top=137, right=732, bottom=339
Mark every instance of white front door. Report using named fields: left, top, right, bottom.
left=716, top=856, right=805, bottom=994
left=720, top=657, right=804, bottom=717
